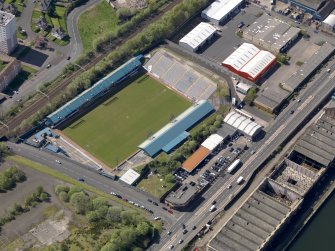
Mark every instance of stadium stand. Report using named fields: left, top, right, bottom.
left=138, top=100, right=214, bottom=157
left=45, top=55, right=143, bottom=126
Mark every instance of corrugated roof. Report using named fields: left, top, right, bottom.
left=323, top=13, right=335, bottom=26
left=182, top=146, right=210, bottom=172
left=179, top=22, right=216, bottom=50
left=46, top=55, right=143, bottom=125
left=162, top=131, right=189, bottom=153
left=240, top=50, right=276, bottom=78
left=138, top=100, right=214, bottom=156
left=202, top=0, right=243, bottom=22
left=201, top=134, right=223, bottom=151
left=224, top=111, right=263, bottom=137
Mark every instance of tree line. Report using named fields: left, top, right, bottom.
left=55, top=185, right=157, bottom=251
left=0, top=167, right=26, bottom=192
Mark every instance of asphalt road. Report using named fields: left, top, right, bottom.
left=7, top=141, right=179, bottom=226
left=154, top=61, right=335, bottom=251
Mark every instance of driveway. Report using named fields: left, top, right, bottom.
left=0, top=0, right=101, bottom=113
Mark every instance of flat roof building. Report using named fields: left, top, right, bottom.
left=0, top=54, right=21, bottom=91
left=179, top=22, right=216, bottom=52
left=244, top=14, right=300, bottom=53
left=119, top=169, right=141, bottom=185
left=236, top=82, right=251, bottom=95
left=281, top=42, right=335, bottom=92
left=165, top=183, right=199, bottom=209
left=289, top=0, right=335, bottom=20
left=222, top=43, right=276, bottom=82
left=139, top=100, right=214, bottom=157
left=0, top=10, right=17, bottom=54
left=201, top=0, right=244, bottom=25
left=224, top=111, right=263, bottom=139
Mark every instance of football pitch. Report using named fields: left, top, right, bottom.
left=63, top=74, right=190, bottom=168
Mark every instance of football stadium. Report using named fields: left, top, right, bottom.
left=45, top=56, right=190, bottom=167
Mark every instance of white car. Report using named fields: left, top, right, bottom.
left=110, top=192, right=116, bottom=196
left=227, top=184, right=232, bottom=189
left=55, top=160, right=61, bottom=164
left=154, top=216, right=161, bottom=220
left=169, top=245, right=174, bottom=249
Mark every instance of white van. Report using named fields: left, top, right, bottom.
left=209, top=205, right=216, bottom=212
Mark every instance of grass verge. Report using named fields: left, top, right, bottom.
left=8, top=155, right=132, bottom=209
left=137, top=174, right=174, bottom=198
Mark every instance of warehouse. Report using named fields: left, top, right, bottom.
left=138, top=100, right=214, bottom=157
left=224, top=111, right=262, bottom=139
left=119, top=169, right=141, bottom=185
left=201, top=0, right=244, bottom=25
left=243, top=14, right=300, bottom=53
left=289, top=0, right=335, bottom=20
left=323, top=10, right=335, bottom=32
left=179, top=22, right=216, bottom=52
left=182, top=134, right=223, bottom=173
left=222, top=43, right=276, bottom=82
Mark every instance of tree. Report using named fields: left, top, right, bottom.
left=117, top=8, right=134, bottom=21
left=40, top=192, right=49, bottom=202
left=55, top=185, right=70, bottom=195
left=136, top=221, right=150, bottom=236
left=70, top=192, right=91, bottom=214
left=0, top=174, right=14, bottom=191
left=92, top=197, right=109, bottom=210
left=106, top=206, right=122, bottom=224
left=165, top=173, right=175, bottom=183
left=59, top=191, right=69, bottom=202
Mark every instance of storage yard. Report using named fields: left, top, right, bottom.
left=63, top=74, right=190, bottom=167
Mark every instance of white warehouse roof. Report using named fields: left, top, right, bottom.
left=222, top=43, right=276, bottom=80
left=323, top=13, right=335, bottom=27
left=236, top=82, right=251, bottom=92
left=201, top=134, right=224, bottom=151
left=119, top=169, right=140, bottom=185
left=240, top=50, right=276, bottom=78
left=179, top=22, right=216, bottom=50
left=224, top=111, right=263, bottom=138
left=202, top=0, right=243, bottom=22
left=222, top=43, right=259, bottom=71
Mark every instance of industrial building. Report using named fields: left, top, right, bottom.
left=119, top=169, right=141, bottom=185
left=0, top=54, right=21, bottom=91
left=138, top=100, right=214, bottom=157
left=222, top=43, right=276, bottom=82
left=289, top=112, right=335, bottom=168
left=223, top=111, right=263, bottom=139
left=236, top=82, right=251, bottom=95
left=182, top=134, right=223, bottom=173
left=0, top=10, right=17, bottom=54
left=165, top=183, right=200, bottom=209
left=45, top=55, right=143, bottom=126
left=201, top=0, right=244, bottom=25
left=179, top=22, right=216, bottom=52
left=323, top=10, right=335, bottom=32
left=243, top=14, right=300, bottom=54
left=288, top=0, right=335, bottom=20
left=254, top=42, right=335, bottom=113
left=208, top=157, right=324, bottom=251
left=281, top=42, right=335, bottom=92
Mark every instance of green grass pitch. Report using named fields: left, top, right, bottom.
left=63, top=74, right=190, bottom=168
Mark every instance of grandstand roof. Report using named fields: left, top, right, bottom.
left=119, top=169, right=141, bottom=185
left=46, top=55, right=143, bottom=125
left=201, top=134, right=223, bottom=151
left=138, top=100, right=214, bottom=157
left=202, top=0, right=244, bottom=22
left=224, top=111, right=263, bottom=138
left=179, top=22, right=216, bottom=50
left=182, top=146, right=211, bottom=173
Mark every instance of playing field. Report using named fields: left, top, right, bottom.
left=63, top=75, right=190, bottom=168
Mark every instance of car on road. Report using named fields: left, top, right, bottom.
left=182, top=229, right=188, bottom=234
left=227, top=184, right=232, bottom=189
left=327, top=68, right=331, bottom=73
left=192, top=225, right=197, bottom=230
left=169, top=245, right=174, bottom=249
left=178, top=239, right=183, bottom=244
left=251, top=150, right=256, bottom=155
left=67, top=56, right=71, bottom=60
left=148, top=198, right=152, bottom=203
left=154, top=216, right=161, bottom=220
left=297, top=99, right=301, bottom=103
left=77, top=178, right=85, bottom=182
left=167, top=231, right=172, bottom=235
left=237, top=21, right=244, bottom=28
left=290, top=110, right=295, bottom=114
left=46, top=64, right=51, bottom=68
left=153, top=202, right=159, bottom=206
left=212, top=200, right=216, bottom=205
left=55, top=160, right=61, bottom=164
